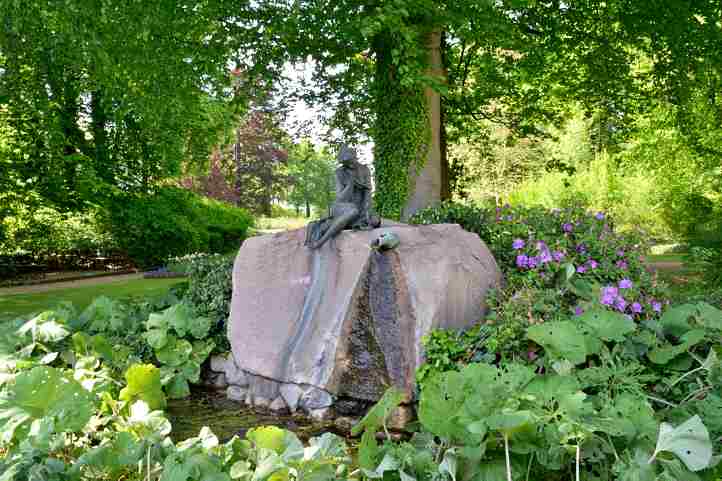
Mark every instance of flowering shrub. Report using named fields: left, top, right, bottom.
left=413, top=201, right=665, bottom=321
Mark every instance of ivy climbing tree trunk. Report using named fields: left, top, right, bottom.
left=372, top=29, right=444, bottom=221
left=402, top=30, right=443, bottom=220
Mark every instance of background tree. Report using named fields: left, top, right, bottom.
left=235, top=0, right=722, bottom=219
left=286, top=140, right=336, bottom=217
left=0, top=0, right=243, bottom=212
left=232, top=111, right=290, bottom=216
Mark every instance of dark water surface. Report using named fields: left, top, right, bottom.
left=166, top=388, right=337, bottom=442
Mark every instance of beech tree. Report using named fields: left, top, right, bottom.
left=235, top=0, right=722, bottom=219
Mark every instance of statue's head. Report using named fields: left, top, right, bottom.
left=338, top=144, right=358, bottom=167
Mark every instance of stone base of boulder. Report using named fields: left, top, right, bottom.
left=223, top=223, right=502, bottom=428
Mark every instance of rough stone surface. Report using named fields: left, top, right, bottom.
left=387, top=405, right=415, bottom=431
left=228, top=223, right=501, bottom=411
left=300, top=388, right=333, bottom=410
left=227, top=385, right=247, bottom=402
left=224, top=358, right=249, bottom=387
left=210, top=354, right=230, bottom=373
left=269, top=397, right=287, bottom=413
left=211, top=373, right=227, bottom=390
left=279, top=384, right=305, bottom=413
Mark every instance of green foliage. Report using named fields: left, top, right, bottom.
left=0, top=0, right=242, bottom=213
left=373, top=63, right=429, bottom=219
left=144, top=303, right=215, bottom=399
left=173, top=253, right=235, bottom=352
left=0, top=366, right=94, bottom=446
left=285, top=140, right=336, bottom=217
left=118, top=364, right=166, bottom=411
left=105, top=187, right=252, bottom=267
left=0, top=206, right=114, bottom=257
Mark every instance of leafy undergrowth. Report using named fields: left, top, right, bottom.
left=0, top=297, right=354, bottom=480
left=1, top=202, right=720, bottom=480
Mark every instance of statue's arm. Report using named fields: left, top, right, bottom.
left=336, top=170, right=353, bottom=202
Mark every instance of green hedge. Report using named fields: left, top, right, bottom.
left=106, top=187, right=252, bottom=268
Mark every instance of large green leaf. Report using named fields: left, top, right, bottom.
left=145, top=328, right=169, bottom=350
left=16, top=311, right=70, bottom=344
left=696, top=302, right=722, bottom=331
left=351, top=387, right=404, bottom=436
left=578, top=308, right=636, bottom=342
left=647, top=330, right=706, bottom=365
left=155, top=337, right=193, bottom=367
left=0, top=366, right=93, bottom=445
left=486, top=410, right=535, bottom=436
left=659, top=304, right=698, bottom=337
left=527, top=321, right=588, bottom=364
left=71, top=431, right=146, bottom=477
left=82, top=296, right=127, bottom=333
left=166, top=375, right=191, bottom=399
left=246, top=426, right=289, bottom=454
left=189, top=316, right=213, bottom=340
left=120, top=400, right=172, bottom=439
left=418, top=371, right=468, bottom=439
left=119, top=363, right=166, bottom=410
left=650, top=415, right=713, bottom=472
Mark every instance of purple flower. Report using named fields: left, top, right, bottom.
left=536, top=240, right=548, bottom=250
left=516, top=254, right=529, bottom=268
left=562, top=223, right=573, bottom=233
left=651, top=300, right=662, bottom=313
left=631, top=302, right=643, bottom=314
left=512, top=239, right=525, bottom=250
left=619, top=279, right=633, bottom=289
left=505, top=215, right=513, bottom=221
left=552, top=251, right=565, bottom=262
left=587, top=259, right=599, bottom=269
left=576, top=265, right=587, bottom=273
left=528, top=256, right=540, bottom=269
left=616, top=249, right=625, bottom=257
left=601, top=294, right=615, bottom=306
left=574, top=306, right=584, bottom=316
left=540, top=250, right=552, bottom=263
left=595, top=212, right=605, bottom=220
left=614, top=296, right=628, bottom=312
left=576, top=243, right=587, bottom=253
left=616, top=260, right=628, bottom=270
left=602, top=286, right=619, bottom=298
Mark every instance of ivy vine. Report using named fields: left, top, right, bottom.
left=372, top=33, right=430, bottom=221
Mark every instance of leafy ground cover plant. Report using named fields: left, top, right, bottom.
left=0, top=299, right=355, bottom=481
left=169, top=252, right=236, bottom=352
left=404, top=201, right=722, bottom=480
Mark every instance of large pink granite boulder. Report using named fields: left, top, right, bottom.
left=224, top=223, right=501, bottom=416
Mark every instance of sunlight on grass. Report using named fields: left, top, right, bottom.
left=254, top=216, right=310, bottom=231
left=0, top=277, right=183, bottom=321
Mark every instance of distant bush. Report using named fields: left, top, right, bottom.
left=0, top=207, right=115, bottom=257
left=105, top=187, right=252, bottom=268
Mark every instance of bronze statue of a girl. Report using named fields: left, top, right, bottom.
left=305, top=144, right=381, bottom=249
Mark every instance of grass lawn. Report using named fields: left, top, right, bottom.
left=0, top=277, right=183, bottom=321
left=646, top=253, right=687, bottom=263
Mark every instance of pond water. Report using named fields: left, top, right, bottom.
left=166, top=388, right=340, bottom=442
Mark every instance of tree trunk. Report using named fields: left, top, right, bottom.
left=305, top=200, right=311, bottom=218
left=402, top=30, right=444, bottom=220
left=91, top=89, right=110, bottom=183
